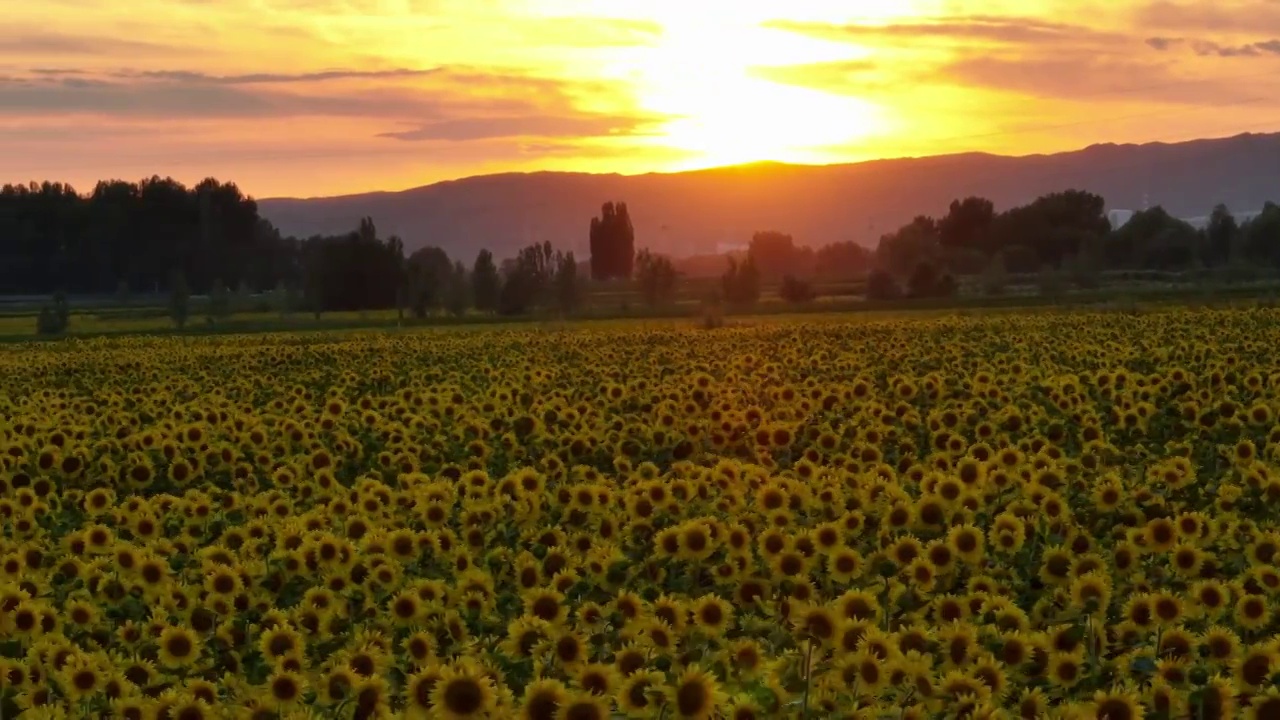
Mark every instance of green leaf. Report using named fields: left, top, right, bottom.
left=1130, top=656, right=1158, bottom=675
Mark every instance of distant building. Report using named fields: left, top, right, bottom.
left=1107, top=209, right=1135, bottom=229
left=1108, top=208, right=1264, bottom=230
left=1179, top=209, right=1265, bottom=230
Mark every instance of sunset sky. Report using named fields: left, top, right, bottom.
left=3, top=0, right=1280, bottom=197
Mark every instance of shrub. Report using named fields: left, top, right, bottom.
left=779, top=275, right=816, bottom=304
left=866, top=270, right=900, bottom=301
left=36, top=291, right=70, bottom=336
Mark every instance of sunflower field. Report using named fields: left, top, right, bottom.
left=4, top=309, right=1280, bottom=719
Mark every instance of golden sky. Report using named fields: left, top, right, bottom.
left=3, top=0, right=1279, bottom=197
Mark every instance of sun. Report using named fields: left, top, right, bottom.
left=623, top=6, right=891, bottom=168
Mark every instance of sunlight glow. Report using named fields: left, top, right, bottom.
left=4, top=0, right=1266, bottom=195
left=624, top=10, right=891, bottom=167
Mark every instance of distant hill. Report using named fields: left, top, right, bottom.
left=258, top=132, right=1280, bottom=260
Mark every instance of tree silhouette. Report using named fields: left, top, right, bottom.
left=499, top=242, right=555, bottom=315
left=1205, top=204, right=1238, bottom=268
left=866, top=270, right=900, bottom=301
left=635, top=249, right=678, bottom=307
left=779, top=275, right=816, bottom=304
left=589, top=201, right=635, bottom=280
left=444, top=261, right=469, bottom=317
left=748, top=231, right=811, bottom=282
left=554, top=251, right=582, bottom=315
left=721, top=256, right=760, bottom=308
left=471, top=249, right=500, bottom=313
left=406, top=246, right=452, bottom=318
left=939, top=197, right=995, bottom=253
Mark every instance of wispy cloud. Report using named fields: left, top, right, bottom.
left=1133, top=1, right=1280, bottom=34
left=116, top=68, right=453, bottom=84
left=378, top=113, right=664, bottom=142
left=765, top=15, right=1125, bottom=48
left=0, top=64, right=611, bottom=116
left=0, top=32, right=177, bottom=56
left=1146, top=36, right=1280, bottom=56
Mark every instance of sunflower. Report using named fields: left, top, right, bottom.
left=343, top=644, right=392, bottom=680
left=556, top=692, right=610, bottom=720
left=1070, top=573, right=1113, bottom=615
left=826, top=548, right=864, bottom=584
left=1047, top=650, right=1085, bottom=689
left=1147, top=679, right=1184, bottom=719
left=1248, top=689, right=1280, bottom=720
left=850, top=651, right=890, bottom=695
left=690, top=595, right=732, bottom=638
left=938, top=623, right=980, bottom=668
left=518, top=678, right=568, bottom=720
left=407, top=661, right=453, bottom=712
left=1151, top=593, right=1184, bottom=626
left=549, top=629, right=588, bottom=668
left=169, top=698, right=213, bottom=720
left=676, top=521, right=717, bottom=561
left=566, top=662, right=617, bottom=699
left=110, top=697, right=152, bottom=720
left=430, top=661, right=497, bottom=720
left=1235, top=645, right=1278, bottom=691
left=938, top=670, right=992, bottom=705
left=768, top=550, right=810, bottom=579
left=971, top=654, right=1008, bottom=698
left=1192, top=580, right=1231, bottom=618
left=319, top=667, right=359, bottom=705
left=258, top=625, right=304, bottom=664
left=402, top=630, right=436, bottom=668
left=353, top=676, right=393, bottom=720
left=650, top=594, right=687, bottom=633
left=157, top=626, right=201, bottom=669
left=1145, top=518, right=1178, bottom=553
left=499, top=617, right=549, bottom=661
left=792, top=603, right=839, bottom=647
left=947, top=524, right=984, bottom=564
left=64, top=598, right=99, bottom=628
left=1017, top=687, right=1050, bottom=719
left=667, top=665, right=726, bottom=720
left=1201, top=626, right=1240, bottom=665
left=724, top=698, right=763, bottom=720
left=58, top=656, right=102, bottom=702
left=525, top=588, right=568, bottom=625
left=1235, top=594, right=1271, bottom=631
left=1200, top=675, right=1237, bottom=719
left=261, top=668, right=306, bottom=707
left=1172, top=540, right=1203, bottom=573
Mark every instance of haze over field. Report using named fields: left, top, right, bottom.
left=4, top=0, right=1280, bottom=198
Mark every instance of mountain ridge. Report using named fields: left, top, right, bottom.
left=258, top=131, right=1280, bottom=259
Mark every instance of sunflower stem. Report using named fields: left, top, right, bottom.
left=800, top=637, right=814, bottom=720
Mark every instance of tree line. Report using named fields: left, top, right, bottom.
left=0, top=178, right=586, bottom=322
left=6, top=176, right=1280, bottom=327
left=865, top=192, right=1280, bottom=299
left=0, top=178, right=294, bottom=295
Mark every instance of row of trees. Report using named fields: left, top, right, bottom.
left=10, top=176, right=1280, bottom=325
left=297, top=220, right=585, bottom=319
left=0, top=178, right=295, bottom=295
left=873, top=192, right=1280, bottom=280
left=0, top=178, right=592, bottom=320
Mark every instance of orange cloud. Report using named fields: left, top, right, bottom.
left=3, top=0, right=1278, bottom=196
